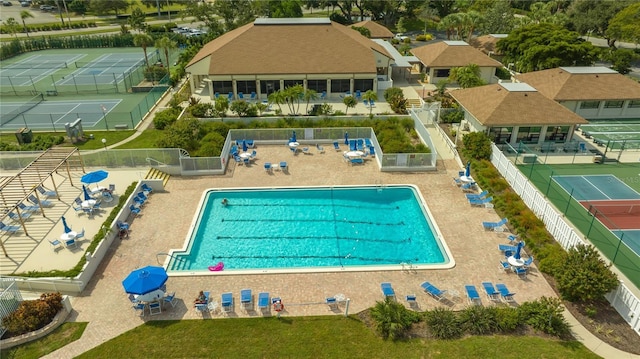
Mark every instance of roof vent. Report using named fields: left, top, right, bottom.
left=524, top=93, right=528, bottom=97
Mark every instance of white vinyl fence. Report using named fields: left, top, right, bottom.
left=491, top=144, right=640, bottom=334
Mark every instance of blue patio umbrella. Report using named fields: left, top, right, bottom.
left=82, top=185, right=92, bottom=201
left=514, top=241, right=524, bottom=260
left=291, top=131, right=297, bottom=143
left=122, top=265, right=168, bottom=295
left=242, top=140, right=248, bottom=152
left=61, top=216, right=72, bottom=234
left=81, top=170, right=109, bottom=186
left=344, top=132, right=349, bottom=145
left=465, top=161, right=471, bottom=177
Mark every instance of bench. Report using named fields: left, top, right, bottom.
left=46, top=90, right=58, bottom=96
left=114, top=124, right=129, bottom=130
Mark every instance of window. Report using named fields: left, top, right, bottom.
left=331, top=79, right=350, bottom=93
left=307, top=79, right=327, bottom=93
left=604, top=100, right=623, bottom=109
left=516, top=126, right=541, bottom=144
left=627, top=100, right=640, bottom=108
left=353, top=79, right=374, bottom=92
left=545, top=126, right=569, bottom=142
left=489, top=127, right=512, bottom=144
left=260, top=80, right=280, bottom=95
left=283, top=80, right=303, bottom=89
left=236, top=80, right=257, bottom=95
left=212, top=81, right=232, bottom=96
left=434, top=69, right=450, bottom=78
left=579, top=101, right=599, bottom=109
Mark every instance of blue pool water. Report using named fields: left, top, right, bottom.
left=168, top=185, right=451, bottom=272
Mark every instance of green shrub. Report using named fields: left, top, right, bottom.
left=519, top=297, right=571, bottom=338
left=3, top=293, right=63, bottom=338
left=555, top=245, right=619, bottom=302
left=495, top=66, right=511, bottom=80
left=494, top=306, right=522, bottom=333
left=440, top=109, right=464, bottom=123
left=459, top=305, right=498, bottom=335
left=415, top=33, right=434, bottom=41
left=189, top=103, right=215, bottom=118
left=369, top=298, right=419, bottom=340
left=153, top=108, right=180, bottom=130
left=424, top=307, right=462, bottom=339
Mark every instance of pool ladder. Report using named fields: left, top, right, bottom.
left=401, top=262, right=415, bottom=273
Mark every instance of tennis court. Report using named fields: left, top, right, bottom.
left=580, top=119, right=640, bottom=149
left=0, top=96, right=121, bottom=130
left=552, top=174, right=640, bottom=201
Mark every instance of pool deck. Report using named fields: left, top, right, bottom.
left=33, top=144, right=561, bottom=358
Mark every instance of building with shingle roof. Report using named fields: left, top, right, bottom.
left=410, top=40, right=503, bottom=85
left=185, top=18, right=395, bottom=101
left=351, top=20, right=394, bottom=39
left=450, top=83, right=587, bottom=145
left=468, top=34, right=507, bottom=55
left=515, top=67, right=640, bottom=119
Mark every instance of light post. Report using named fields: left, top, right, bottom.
left=422, top=85, right=426, bottom=99
left=101, top=138, right=107, bottom=151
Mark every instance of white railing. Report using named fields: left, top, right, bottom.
left=491, top=144, right=640, bottom=334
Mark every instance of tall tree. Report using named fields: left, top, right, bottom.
left=362, top=90, right=377, bottom=116
left=128, top=7, right=147, bottom=33
left=462, top=11, right=483, bottom=41
left=155, top=36, right=177, bottom=75
left=19, top=10, right=34, bottom=38
left=362, top=0, right=405, bottom=28
left=68, top=0, right=89, bottom=15
left=91, top=0, right=130, bottom=16
left=479, top=0, right=515, bottom=34
left=606, top=2, right=640, bottom=47
left=343, top=95, right=357, bottom=115
left=182, top=2, right=224, bottom=37
left=211, top=0, right=255, bottom=32
left=4, top=18, right=20, bottom=39
left=497, top=23, right=597, bottom=72
left=269, top=0, right=303, bottom=18
left=415, top=1, right=439, bottom=34
left=567, top=0, right=632, bottom=48
left=134, top=33, right=154, bottom=68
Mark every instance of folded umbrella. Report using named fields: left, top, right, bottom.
left=61, top=216, right=72, bottom=234
left=465, top=161, right=471, bottom=177
left=514, top=241, right=524, bottom=260
left=82, top=185, right=92, bottom=201
left=291, top=131, right=297, bottom=143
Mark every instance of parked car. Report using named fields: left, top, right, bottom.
left=40, top=4, right=56, bottom=11
left=394, top=33, right=409, bottom=41
left=2, top=1, right=13, bottom=6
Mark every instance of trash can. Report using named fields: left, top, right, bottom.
left=15, top=127, right=33, bottom=145
left=593, top=155, right=603, bottom=164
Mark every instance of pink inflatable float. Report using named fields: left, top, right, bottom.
left=208, top=262, right=224, bottom=271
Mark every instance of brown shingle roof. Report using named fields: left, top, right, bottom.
left=351, top=20, right=394, bottom=39
left=410, top=41, right=503, bottom=68
left=450, top=83, right=588, bottom=126
left=187, top=19, right=392, bottom=75
left=468, top=34, right=506, bottom=55
left=516, top=67, right=640, bottom=101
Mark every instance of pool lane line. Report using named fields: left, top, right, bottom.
left=215, top=235, right=412, bottom=244
left=581, top=175, right=613, bottom=200
left=222, top=218, right=405, bottom=226
left=211, top=254, right=420, bottom=263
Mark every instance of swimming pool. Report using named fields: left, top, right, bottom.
left=167, top=185, right=453, bottom=274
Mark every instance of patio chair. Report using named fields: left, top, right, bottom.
left=238, top=92, right=244, bottom=99
left=482, top=218, right=508, bottom=231
left=369, top=99, right=375, bottom=107
left=243, top=157, right=250, bottom=166
left=76, top=228, right=85, bottom=239
left=195, top=291, right=210, bottom=312
left=523, top=256, right=534, bottom=267
left=234, top=155, right=243, bottom=165
left=49, top=239, right=62, bottom=251
left=363, top=99, right=369, bottom=107
left=513, top=267, right=528, bottom=279
left=0, top=222, right=20, bottom=234
left=369, top=146, right=375, bottom=157
left=355, top=90, right=361, bottom=100
left=250, top=92, right=257, bottom=101
left=28, top=195, right=52, bottom=208
left=420, top=281, right=447, bottom=302
left=350, top=158, right=364, bottom=165
left=258, top=292, right=270, bottom=312
left=214, top=92, right=220, bottom=99
left=495, top=283, right=516, bottom=303
left=499, top=260, right=511, bottom=273
left=320, top=91, right=326, bottom=100
left=74, top=197, right=83, bottom=206
left=326, top=297, right=338, bottom=310
left=333, top=142, right=340, bottom=151
left=240, top=289, right=253, bottom=311
left=507, top=234, right=519, bottom=243
left=65, top=238, right=78, bottom=249
left=405, top=295, right=417, bottom=307
left=8, top=211, right=31, bottom=222
left=279, top=161, right=288, bottom=171
left=129, top=205, right=141, bottom=216
left=164, top=292, right=177, bottom=308
left=221, top=292, right=234, bottom=313
left=481, top=282, right=501, bottom=302
left=109, top=183, right=117, bottom=194
left=302, top=147, right=310, bottom=155
left=498, top=244, right=517, bottom=253
left=465, top=285, right=481, bottom=305
left=37, top=185, right=58, bottom=198
left=133, top=302, right=146, bottom=316
left=380, top=282, right=395, bottom=299
left=149, top=301, right=162, bottom=315
left=316, top=144, right=325, bottom=153
left=18, top=202, right=40, bottom=213
left=264, top=162, right=272, bottom=173
left=228, top=92, right=233, bottom=100
left=469, top=197, right=493, bottom=207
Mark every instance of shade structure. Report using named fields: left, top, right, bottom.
left=242, top=140, right=248, bottom=152
left=465, top=161, right=471, bottom=177
left=81, top=170, right=109, bottom=185
left=514, top=241, right=524, bottom=260
left=122, top=266, right=168, bottom=295
left=82, top=185, right=92, bottom=201
left=344, top=132, right=349, bottom=145
left=61, top=216, right=72, bottom=233
left=291, top=131, right=297, bottom=143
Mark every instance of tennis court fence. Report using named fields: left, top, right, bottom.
left=0, top=93, right=44, bottom=126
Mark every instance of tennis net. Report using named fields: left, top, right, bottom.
left=588, top=203, right=640, bottom=217
left=0, top=62, right=68, bottom=70
left=74, top=59, right=145, bottom=68
left=0, top=93, right=45, bottom=126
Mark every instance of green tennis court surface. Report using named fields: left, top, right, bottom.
left=552, top=174, right=640, bottom=201
left=580, top=119, right=640, bottom=148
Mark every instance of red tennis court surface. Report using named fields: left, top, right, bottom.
left=580, top=200, right=640, bottom=230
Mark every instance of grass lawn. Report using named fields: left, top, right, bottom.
left=76, top=316, right=599, bottom=359
left=0, top=131, right=136, bottom=151
left=0, top=322, right=87, bottom=359
left=114, top=129, right=162, bottom=149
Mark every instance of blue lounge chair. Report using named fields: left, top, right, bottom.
left=481, top=282, right=501, bottom=302
left=495, top=283, right=516, bottom=303
left=195, top=291, right=210, bottom=312
left=469, top=197, right=493, bottom=207
left=381, top=282, right=395, bottom=299
left=37, top=185, right=57, bottom=198
left=369, top=146, right=375, bottom=157
left=356, top=139, right=364, bottom=151
left=523, top=256, right=534, bottom=267
left=465, top=285, right=481, bottom=305
left=507, top=234, right=519, bottom=243
left=221, top=292, right=233, bottom=313
left=18, top=202, right=40, bottom=213
left=333, top=142, right=340, bottom=151
left=241, top=289, right=253, bottom=311
left=420, top=281, right=447, bottom=301
left=130, top=205, right=141, bottom=216
left=482, top=218, right=508, bottom=231
left=365, top=138, right=372, bottom=147
left=8, top=211, right=31, bottom=222
left=466, top=190, right=489, bottom=200
left=28, top=195, right=52, bottom=208
left=142, top=183, right=153, bottom=194
left=258, top=292, right=270, bottom=312
left=498, top=244, right=517, bottom=253
left=0, top=222, right=20, bottom=234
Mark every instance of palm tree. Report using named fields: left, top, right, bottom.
left=4, top=18, right=20, bottom=39
left=133, top=34, right=154, bottom=68
left=303, top=89, right=318, bottom=114
left=268, top=90, right=286, bottom=113
left=343, top=96, right=357, bottom=115
left=20, top=10, right=34, bottom=38
left=463, top=11, right=483, bottom=42
left=362, top=90, right=378, bottom=116
left=154, top=36, right=177, bottom=75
